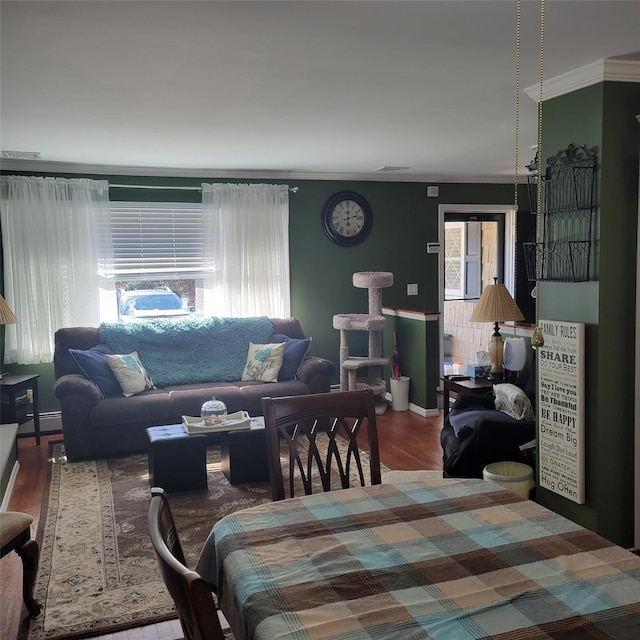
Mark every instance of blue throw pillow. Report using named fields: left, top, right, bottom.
left=270, top=333, right=311, bottom=382
left=69, top=344, right=121, bottom=398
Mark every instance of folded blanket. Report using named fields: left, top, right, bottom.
left=99, top=316, right=273, bottom=387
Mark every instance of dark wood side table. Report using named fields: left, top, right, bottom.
left=442, top=376, right=494, bottom=419
left=0, top=374, right=41, bottom=445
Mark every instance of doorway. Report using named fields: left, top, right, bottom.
left=438, top=205, right=517, bottom=381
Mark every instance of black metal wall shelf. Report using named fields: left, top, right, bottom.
left=524, top=144, right=597, bottom=283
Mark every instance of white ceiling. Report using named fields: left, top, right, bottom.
left=1, top=0, right=639, bottom=182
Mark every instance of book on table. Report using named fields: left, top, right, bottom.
left=182, top=410, right=252, bottom=434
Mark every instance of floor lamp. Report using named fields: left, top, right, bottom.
left=469, top=279, right=524, bottom=381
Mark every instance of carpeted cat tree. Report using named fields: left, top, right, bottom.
left=333, top=271, right=393, bottom=414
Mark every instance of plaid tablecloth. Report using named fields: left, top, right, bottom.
left=199, top=480, right=640, bottom=639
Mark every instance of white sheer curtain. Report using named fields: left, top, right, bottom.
left=0, top=176, right=110, bottom=364
left=201, top=183, right=290, bottom=318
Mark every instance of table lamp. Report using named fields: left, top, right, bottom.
left=0, top=294, right=18, bottom=378
left=469, top=278, right=524, bottom=381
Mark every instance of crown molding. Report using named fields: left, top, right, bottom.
left=524, top=58, right=640, bottom=103
left=0, top=158, right=517, bottom=185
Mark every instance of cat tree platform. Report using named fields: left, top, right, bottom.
left=333, top=271, right=394, bottom=413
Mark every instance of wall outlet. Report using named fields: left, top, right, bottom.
left=26, top=389, right=33, bottom=403
left=407, top=283, right=418, bottom=295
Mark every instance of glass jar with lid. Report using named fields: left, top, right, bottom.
left=200, top=396, right=227, bottom=426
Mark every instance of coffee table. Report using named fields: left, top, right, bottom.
left=146, top=417, right=269, bottom=491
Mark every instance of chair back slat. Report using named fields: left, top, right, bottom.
left=148, top=487, right=225, bottom=640
left=262, top=389, right=381, bottom=501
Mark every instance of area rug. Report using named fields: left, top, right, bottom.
left=22, top=439, right=387, bottom=640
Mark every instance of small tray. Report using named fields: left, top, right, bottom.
left=182, top=410, right=252, bottom=434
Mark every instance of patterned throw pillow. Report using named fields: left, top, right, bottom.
left=241, top=342, right=285, bottom=383
left=493, top=383, right=534, bottom=421
left=105, top=351, right=155, bottom=397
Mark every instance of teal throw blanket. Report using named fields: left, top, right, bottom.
left=99, top=316, right=273, bottom=387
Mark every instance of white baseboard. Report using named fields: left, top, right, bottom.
left=382, top=392, right=439, bottom=418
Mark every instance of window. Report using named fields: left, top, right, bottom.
left=444, top=222, right=464, bottom=299
left=103, top=202, right=205, bottom=319
left=102, top=186, right=291, bottom=321
left=444, top=215, right=505, bottom=301
left=109, top=202, right=204, bottom=281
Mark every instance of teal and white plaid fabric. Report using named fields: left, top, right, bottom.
left=202, top=480, right=640, bottom=640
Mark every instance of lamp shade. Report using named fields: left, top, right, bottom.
left=469, top=282, right=524, bottom=323
left=0, top=294, right=18, bottom=325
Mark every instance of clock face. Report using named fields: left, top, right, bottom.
left=321, top=191, right=372, bottom=246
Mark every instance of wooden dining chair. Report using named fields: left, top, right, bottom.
left=262, top=388, right=381, bottom=501
left=147, top=487, right=226, bottom=640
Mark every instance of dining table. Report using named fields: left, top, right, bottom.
left=197, top=477, right=640, bottom=640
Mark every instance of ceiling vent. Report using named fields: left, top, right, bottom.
left=374, top=165, right=410, bottom=173
left=1, top=150, right=42, bottom=160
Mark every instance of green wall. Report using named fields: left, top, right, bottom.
left=536, top=81, right=640, bottom=546
left=1, top=173, right=516, bottom=414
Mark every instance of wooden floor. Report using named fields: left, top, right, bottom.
left=1, top=408, right=444, bottom=640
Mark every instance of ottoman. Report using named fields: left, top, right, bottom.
left=220, top=419, right=270, bottom=485
left=146, top=425, right=207, bottom=492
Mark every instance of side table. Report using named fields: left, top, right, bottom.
left=442, top=376, right=494, bottom=419
left=220, top=417, right=269, bottom=486
left=0, top=374, right=41, bottom=445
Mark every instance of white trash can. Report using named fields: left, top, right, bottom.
left=483, top=461, right=535, bottom=499
left=389, top=376, right=410, bottom=411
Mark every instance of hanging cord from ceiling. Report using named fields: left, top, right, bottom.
left=512, top=0, right=522, bottom=338
left=531, top=0, right=545, bottom=349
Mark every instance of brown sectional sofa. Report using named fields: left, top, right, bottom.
left=53, top=317, right=335, bottom=460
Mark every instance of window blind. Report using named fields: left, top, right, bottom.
left=109, top=202, right=204, bottom=280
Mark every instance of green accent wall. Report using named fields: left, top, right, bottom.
left=536, top=81, right=640, bottom=547
left=383, top=311, right=439, bottom=412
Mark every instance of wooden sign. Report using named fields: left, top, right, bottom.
left=537, top=320, right=585, bottom=503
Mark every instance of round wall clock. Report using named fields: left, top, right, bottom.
left=321, top=191, right=372, bottom=246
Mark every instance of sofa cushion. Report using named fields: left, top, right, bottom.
left=90, top=389, right=172, bottom=428
left=270, top=317, right=307, bottom=339
left=241, top=342, right=285, bottom=382
left=240, top=379, right=312, bottom=415
left=168, top=384, right=246, bottom=420
left=270, top=333, right=311, bottom=381
left=69, top=344, right=121, bottom=398
left=106, top=351, right=156, bottom=397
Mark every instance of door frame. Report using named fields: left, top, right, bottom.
left=438, top=204, right=517, bottom=384
left=635, top=164, right=640, bottom=549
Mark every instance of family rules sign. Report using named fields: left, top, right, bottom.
left=538, top=320, right=585, bottom=503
